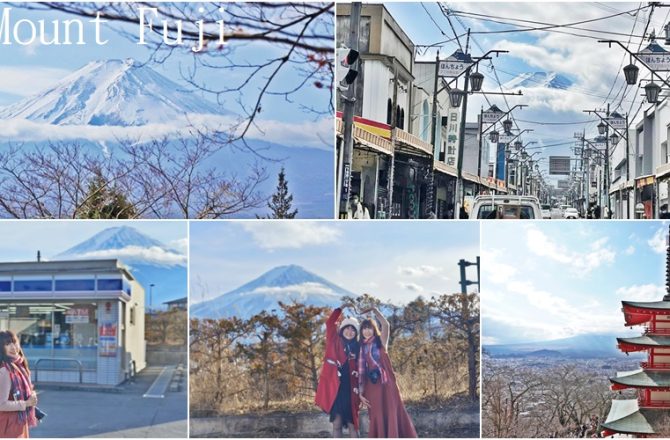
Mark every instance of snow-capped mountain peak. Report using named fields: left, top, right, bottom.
left=503, top=71, right=573, bottom=91
left=191, top=265, right=357, bottom=319
left=0, top=58, right=224, bottom=126
left=56, top=226, right=165, bottom=256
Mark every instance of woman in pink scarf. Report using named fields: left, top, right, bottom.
left=358, top=307, right=417, bottom=438
left=0, top=331, right=37, bottom=438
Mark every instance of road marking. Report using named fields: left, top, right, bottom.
left=143, top=366, right=175, bottom=399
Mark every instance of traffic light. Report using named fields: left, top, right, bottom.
left=336, top=47, right=359, bottom=92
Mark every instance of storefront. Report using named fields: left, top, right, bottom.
left=635, top=175, right=656, bottom=219
left=0, top=259, right=146, bottom=386
left=433, top=161, right=457, bottom=219
left=392, top=128, right=435, bottom=219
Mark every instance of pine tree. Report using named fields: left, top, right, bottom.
left=78, top=174, right=137, bottom=219
left=259, top=167, right=298, bottom=219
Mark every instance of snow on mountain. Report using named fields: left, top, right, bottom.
left=0, top=59, right=224, bottom=126
left=503, top=71, right=573, bottom=91
left=191, top=264, right=357, bottom=319
left=53, top=226, right=187, bottom=307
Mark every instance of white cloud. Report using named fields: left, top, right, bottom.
left=526, top=226, right=615, bottom=276
left=0, top=114, right=332, bottom=149
left=399, top=282, right=424, bottom=292
left=398, top=265, right=442, bottom=276
left=241, top=222, right=341, bottom=250
left=67, top=245, right=186, bottom=266
left=616, top=284, right=665, bottom=303
left=252, top=282, right=336, bottom=297
left=624, top=245, right=635, bottom=256
left=482, top=249, right=517, bottom=284
left=648, top=227, right=667, bottom=254
left=169, top=238, right=188, bottom=254
left=0, top=67, right=71, bottom=97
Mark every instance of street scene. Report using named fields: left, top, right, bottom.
left=0, top=222, right=187, bottom=437
left=481, top=221, right=670, bottom=437
left=189, top=221, right=480, bottom=438
left=336, top=2, right=670, bottom=219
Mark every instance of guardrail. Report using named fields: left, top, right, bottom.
left=34, top=358, right=83, bottom=383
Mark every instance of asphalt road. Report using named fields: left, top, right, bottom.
left=31, top=366, right=187, bottom=438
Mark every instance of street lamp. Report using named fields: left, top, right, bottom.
left=149, top=283, right=155, bottom=314
left=665, top=22, right=670, bottom=45
left=503, top=118, right=513, bottom=133
left=597, top=121, right=606, bottom=135
left=514, top=140, right=522, bottom=150
left=489, top=130, right=499, bottom=143
left=609, top=132, right=620, bottom=146
left=449, top=88, right=465, bottom=108
left=470, top=71, right=484, bottom=92
left=645, top=81, right=662, bottom=104
left=623, top=61, right=639, bottom=85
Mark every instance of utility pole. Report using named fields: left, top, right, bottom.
left=454, top=30, right=471, bottom=218
left=458, top=258, right=480, bottom=294
left=338, top=2, right=361, bottom=219
left=605, top=103, right=611, bottom=218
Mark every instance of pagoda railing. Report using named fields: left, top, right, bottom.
left=638, top=396, right=670, bottom=408
left=641, top=361, right=670, bottom=370
left=644, top=327, right=670, bottom=335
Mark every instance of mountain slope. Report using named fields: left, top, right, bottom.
left=191, top=265, right=356, bottom=319
left=503, top=71, right=573, bottom=90
left=484, top=333, right=626, bottom=358
left=53, top=226, right=187, bottom=307
left=0, top=59, right=223, bottom=125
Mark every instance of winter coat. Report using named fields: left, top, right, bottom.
left=315, top=307, right=361, bottom=429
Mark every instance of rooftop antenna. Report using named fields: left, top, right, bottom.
left=36, top=250, right=41, bottom=263
left=665, top=226, right=670, bottom=301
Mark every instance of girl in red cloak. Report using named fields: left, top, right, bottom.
left=358, top=307, right=417, bottom=438
left=315, top=304, right=361, bottom=437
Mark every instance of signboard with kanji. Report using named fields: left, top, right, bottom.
left=438, top=50, right=473, bottom=77
left=549, top=156, right=571, bottom=175
left=638, top=42, right=670, bottom=71
left=482, top=110, right=504, bottom=125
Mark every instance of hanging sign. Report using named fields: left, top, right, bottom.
left=637, top=41, right=670, bottom=71
left=549, top=156, right=571, bottom=175
left=482, top=110, right=504, bottom=125
left=438, top=49, right=473, bottom=77
left=605, top=117, right=626, bottom=130
left=499, top=134, right=515, bottom=144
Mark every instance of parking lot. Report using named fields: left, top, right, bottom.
left=31, top=366, right=187, bottom=438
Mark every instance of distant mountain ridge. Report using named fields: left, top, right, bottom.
left=503, top=71, right=573, bottom=90
left=485, top=333, right=627, bottom=358
left=53, top=226, right=187, bottom=307
left=191, top=264, right=356, bottom=319
left=0, top=59, right=223, bottom=126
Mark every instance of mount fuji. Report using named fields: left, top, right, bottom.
left=0, top=58, right=224, bottom=126
left=190, top=265, right=357, bottom=319
left=503, top=71, right=573, bottom=91
left=53, top=226, right=187, bottom=308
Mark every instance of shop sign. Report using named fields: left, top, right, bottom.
left=99, top=323, right=117, bottom=357
left=438, top=50, right=473, bottom=77
left=638, top=42, right=670, bottom=71
left=605, top=117, right=626, bottom=130
left=66, top=308, right=89, bottom=324
left=482, top=110, right=504, bottom=125
left=549, top=156, right=571, bottom=175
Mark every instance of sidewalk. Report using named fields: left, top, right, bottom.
left=31, top=366, right=187, bottom=438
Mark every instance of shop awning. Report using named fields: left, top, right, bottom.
left=393, top=128, right=434, bottom=157
left=609, top=179, right=634, bottom=195
left=433, top=160, right=457, bottom=177
left=336, top=118, right=394, bottom=156
left=462, top=172, right=481, bottom=185
left=601, top=399, right=655, bottom=435
left=636, top=174, right=656, bottom=188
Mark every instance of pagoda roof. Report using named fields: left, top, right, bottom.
left=602, top=399, right=655, bottom=435
left=610, top=369, right=670, bottom=389
left=618, top=335, right=670, bottom=350
left=622, top=300, right=670, bottom=310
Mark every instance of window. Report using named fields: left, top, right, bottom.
left=97, top=279, right=122, bottom=291
left=14, top=280, right=52, bottom=292
left=0, top=282, right=9, bottom=292
left=129, top=306, right=135, bottom=325
left=386, top=99, right=392, bottom=125
left=55, top=279, right=95, bottom=291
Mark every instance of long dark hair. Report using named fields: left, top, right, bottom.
left=0, top=331, right=30, bottom=374
left=359, top=318, right=382, bottom=347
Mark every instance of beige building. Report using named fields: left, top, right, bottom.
left=0, top=259, right=145, bottom=385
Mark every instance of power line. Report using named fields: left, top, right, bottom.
left=516, top=118, right=599, bottom=126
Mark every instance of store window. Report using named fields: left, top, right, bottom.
left=97, top=279, right=122, bottom=291
left=0, top=281, right=9, bottom=292
left=14, top=280, right=52, bottom=292
left=8, top=303, right=98, bottom=370
left=55, top=279, right=95, bottom=291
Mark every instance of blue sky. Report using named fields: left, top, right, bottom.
left=0, top=4, right=332, bottom=148
left=482, top=221, right=670, bottom=345
left=382, top=2, right=663, bottom=183
left=0, top=220, right=186, bottom=261
left=189, top=221, right=480, bottom=305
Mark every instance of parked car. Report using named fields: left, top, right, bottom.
left=563, top=207, right=580, bottom=219
left=471, top=195, right=542, bottom=219
left=541, top=204, right=552, bottom=219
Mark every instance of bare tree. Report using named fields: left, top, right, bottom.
left=0, top=136, right=267, bottom=218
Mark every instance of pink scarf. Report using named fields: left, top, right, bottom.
left=5, top=357, right=37, bottom=427
left=358, top=337, right=388, bottom=386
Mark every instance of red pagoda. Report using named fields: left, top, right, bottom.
left=602, top=227, right=670, bottom=437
